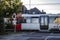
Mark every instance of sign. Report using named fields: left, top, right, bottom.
left=12, top=19, right=17, bottom=25
left=12, top=13, right=16, bottom=18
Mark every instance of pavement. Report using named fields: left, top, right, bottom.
left=0, top=32, right=60, bottom=40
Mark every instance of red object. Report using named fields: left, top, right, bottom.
left=12, top=24, right=21, bottom=31
left=16, top=24, right=21, bottom=30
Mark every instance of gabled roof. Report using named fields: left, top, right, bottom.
left=29, top=7, right=42, bottom=14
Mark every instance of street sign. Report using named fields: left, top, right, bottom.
left=12, top=20, right=17, bottom=25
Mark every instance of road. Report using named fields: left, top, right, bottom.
left=0, top=32, right=60, bottom=40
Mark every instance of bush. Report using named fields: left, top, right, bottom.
left=0, top=17, right=5, bottom=34
left=0, top=18, right=4, bottom=31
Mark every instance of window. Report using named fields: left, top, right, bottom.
left=40, top=17, right=45, bottom=25
left=17, top=17, right=26, bottom=23
left=17, top=17, right=39, bottom=23
left=26, top=18, right=31, bottom=23
left=31, top=18, right=39, bottom=23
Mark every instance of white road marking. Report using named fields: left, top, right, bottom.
left=30, top=32, right=36, bottom=34
left=44, top=33, right=53, bottom=40
left=45, top=36, right=60, bottom=40
left=49, top=33, right=53, bottom=35
left=45, top=33, right=60, bottom=40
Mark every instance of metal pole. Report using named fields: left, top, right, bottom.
left=13, top=13, right=16, bottom=32
left=13, top=19, right=16, bottom=32
left=29, top=0, right=31, bottom=14
left=14, top=14, right=16, bottom=32
left=14, top=24, right=16, bottom=32
left=29, top=0, right=31, bottom=9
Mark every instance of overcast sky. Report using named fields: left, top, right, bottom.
left=21, top=0, right=60, bottom=14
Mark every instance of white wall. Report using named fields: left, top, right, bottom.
left=21, top=23, right=40, bottom=30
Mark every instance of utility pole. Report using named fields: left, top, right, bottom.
left=29, top=0, right=31, bottom=14
left=29, top=0, right=31, bottom=9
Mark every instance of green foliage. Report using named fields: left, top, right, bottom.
left=0, top=0, right=22, bottom=17
left=0, top=17, right=4, bottom=32
left=0, top=0, right=22, bottom=33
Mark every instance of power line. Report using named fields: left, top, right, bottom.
left=23, top=3, right=60, bottom=5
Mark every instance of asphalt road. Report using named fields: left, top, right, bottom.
left=0, top=32, right=60, bottom=40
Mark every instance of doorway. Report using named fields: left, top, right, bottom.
left=40, top=16, right=49, bottom=30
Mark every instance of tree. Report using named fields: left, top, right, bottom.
left=0, top=0, right=22, bottom=33
left=0, top=0, right=22, bottom=17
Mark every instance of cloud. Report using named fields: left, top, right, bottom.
left=21, top=0, right=60, bottom=13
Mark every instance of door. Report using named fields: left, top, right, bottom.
left=40, top=16, right=49, bottom=30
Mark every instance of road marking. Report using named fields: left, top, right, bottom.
left=45, top=36, right=60, bottom=40
left=45, top=33, right=60, bottom=40
left=30, top=32, right=36, bottom=34
left=49, top=33, right=53, bottom=35
left=45, top=33, right=53, bottom=40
